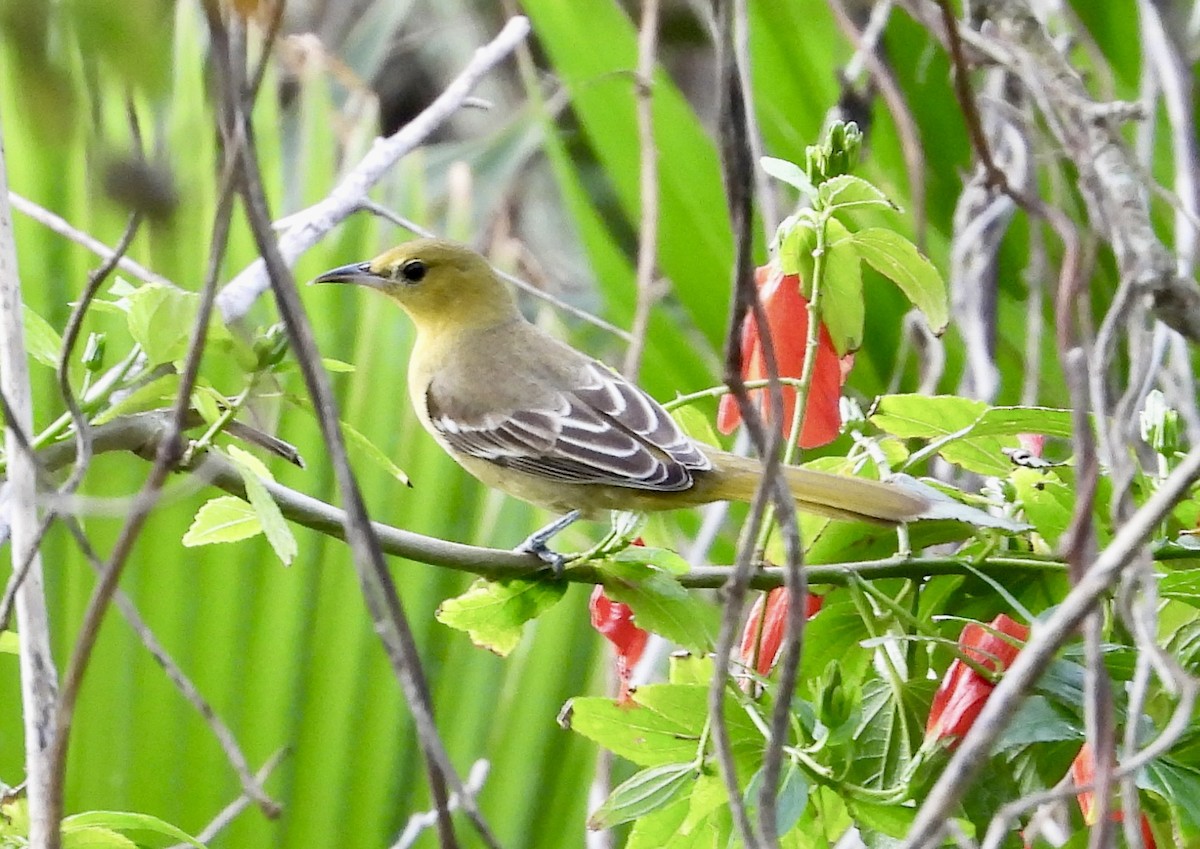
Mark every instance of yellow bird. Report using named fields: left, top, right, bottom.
left=313, top=239, right=931, bottom=561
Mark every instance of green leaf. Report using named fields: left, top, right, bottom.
left=339, top=417, right=411, bottom=487
left=847, top=678, right=933, bottom=790
left=818, top=175, right=897, bottom=212
left=779, top=218, right=818, bottom=281
left=126, top=284, right=198, bottom=365
left=568, top=684, right=760, bottom=773
left=611, top=545, right=692, bottom=576
left=851, top=800, right=916, bottom=839
left=600, top=560, right=715, bottom=652
left=819, top=218, right=864, bottom=356
left=226, top=445, right=296, bottom=566
left=191, top=386, right=224, bottom=427
left=435, top=578, right=567, bottom=656
left=23, top=305, right=62, bottom=368
left=850, top=228, right=949, bottom=334
left=1011, top=468, right=1073, bottom=547
left=0, top=630, right=17, bottom=654
left=92, top=373, right=181, bottom=425
left=761, top=156, right=817, bottom=198
left=973, top=406, right=1074, bottom=438
left=670, top=403, right=722, bottom=449
left=322, top=357, right=355, bottom=373
left=63, top=811, right=206, bottom=847
left=1162, top=571, right=1200, bottom=608
left=745, top=761, right=809, bottom=838
left=1140, top=758, right=1200, bottom=830
left=992, top=695, right=1082, bottom=752
left=182, top=497, right=262, bottom=547
left=588, top=762, right=696, bottom=829
left=62, top=826, right=139, bottom=849
left=870, top=395, right=1011, bottom=475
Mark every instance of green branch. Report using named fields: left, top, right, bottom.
left=33, top=412, right=1072, bottom=588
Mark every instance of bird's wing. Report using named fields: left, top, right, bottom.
left=427, top=361, right=711, bottom=491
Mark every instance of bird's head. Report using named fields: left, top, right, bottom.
left=311, top=238, right=519, bottom=328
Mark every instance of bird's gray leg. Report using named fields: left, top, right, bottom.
left=515, top=510, right=581, bottom=574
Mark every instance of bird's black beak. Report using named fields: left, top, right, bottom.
left=310, top=261, right=387, bottom=288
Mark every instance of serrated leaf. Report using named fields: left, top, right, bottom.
left=126, top=284, right=198, bottom=365
left=817, top=175, right=897, bottom=212
left=851, top=228, right=948, bottom=333
left=600, top=560, right=715, bottom=651
left=182, top=497, right=262, bottom=547
left=870, top=395, right=1011, bottom=475
left=23, top=305, right=62, bottom=368
left=847, top=678, right=933, bottom=790
left=0, top=630, right=17, bottom=654
left=761, top=156, right=816, bottom=198
left=973, top=407, right=1074, bottom=438
left=820, top=218, right=864, bottom=355
left=588, top=762, right=696, bottom=829
left=851, top=801, right=916, bottom=839
left=226, top=445, right=295, bottom=566
left=435, top=578, right=566, bottom=656
left=1139, top=758, right=1200, bottom=830
left=63, top=811, right=206, bottom=847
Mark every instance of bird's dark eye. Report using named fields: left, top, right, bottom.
left=400, top=259, right=427, bottom=283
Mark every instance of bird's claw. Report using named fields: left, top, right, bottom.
left=515, top=510, right=581, bottom=577
left=514, top=537, right=568, bottom=576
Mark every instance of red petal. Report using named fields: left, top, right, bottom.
left=739, top=588, right=824, bottom=676
left=1071, top=743, right=1157, bottom=848
left=925, top=615, right=1028, bottom=747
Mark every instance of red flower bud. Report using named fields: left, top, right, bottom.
left=738, top=588, right=824, bottom=677
left=590, top=540, right=651, bottom=704
left=1071, top=743, right=1156, bottom=848
left=925, top=614, right=1029, bottom=748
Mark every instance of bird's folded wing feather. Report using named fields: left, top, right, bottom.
left=428, top=362, right=711, bottom=491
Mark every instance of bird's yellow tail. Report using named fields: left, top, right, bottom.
left=702, top=449, right=929, bottom=524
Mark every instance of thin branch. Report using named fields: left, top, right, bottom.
left=0, top=117, right=59, bottom=847
left=167, top=748, right=289, bottom=849
left=8, top=191, right=175, bottom=289
left=621, top=0, right=663, bottom=380
left=215, top=15, right=532, bottom=323
left=32, top=412, right=1072, bottom=586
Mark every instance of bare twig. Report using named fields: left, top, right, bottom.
left=215, top=15, right=532, bottom=323
left=8, top=192, right=174, bottom=289
left=167, top=748, right=289, bottom=848
left=621, top=0, right=663, bottom=380
left=0, top=116, right=60, bottom=849
left=390, top=761, right=492, bottom=849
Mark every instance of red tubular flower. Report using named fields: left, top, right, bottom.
left=717, top=265, right=850, bottom=449
left=925, top=614, right=1029, bottom=748
left=738, top=588, right=824, bottom=676
left=590, top=540, right=651, bottom=704
left=1071, top=743, right=1156, bottom=848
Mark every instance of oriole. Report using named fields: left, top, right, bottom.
left=314, top=239, right=931, bottom=557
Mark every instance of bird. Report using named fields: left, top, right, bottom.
left=312, top=238, right=932, bottom=563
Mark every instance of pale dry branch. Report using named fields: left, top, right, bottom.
left=215, top=16, right=532, bottom=323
